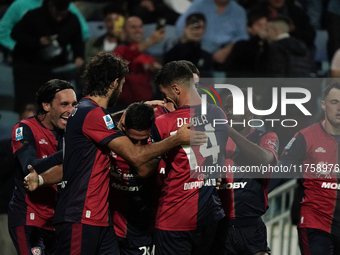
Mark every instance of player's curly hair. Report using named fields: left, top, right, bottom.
left=83, top=52, right=129, bottom=97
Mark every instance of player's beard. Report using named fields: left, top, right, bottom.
left=108, top=86, right=121, bottom=107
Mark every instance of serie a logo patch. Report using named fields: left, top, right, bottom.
left=103, top=114, right=114, bottom=130
left=31, top=246, right=42, bottom=255
left=15, top=127, right=23, bottom=141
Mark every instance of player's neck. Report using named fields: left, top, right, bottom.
left=323, top=119, right=340, bottom=135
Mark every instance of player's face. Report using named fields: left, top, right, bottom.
left=159, top=84, right=178, bottom=110
left=46, top=89, right=77, bottom=130
left=108, top=78, right=125, bottom=107
left=322, top=88, right=340, bottom=127
left=125, top=128, right=150, bottom=146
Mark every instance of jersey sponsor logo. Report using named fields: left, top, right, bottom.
left=159, top=167, right=165, bottom=174
left=30, top=213, right=35, bottom=220
left=315, top=147, right=326, bottom=153
left=218, top=182, right=247, bottom=190
left=285, top=137, right=295, bottom=150
left=321, top=182, right=340, bottom=190
left=15, top=127, right=23, bottom=141
left=110, top=151, right=117, bottom=158
left=38, top=139, right=48, bottom=145
left=58, top=181, right=68, bottom=188
left=103, top=114, right=114, bottom=130
left=111, top=182, right=142, bottom=191
left=86, top=210, right=91, bottom=218
left=31, top=247, right=42, bottom=255
left=183, top=178, right=216, bottom=190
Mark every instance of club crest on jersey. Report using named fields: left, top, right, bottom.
left=103, top=114, right=114, bottom=130
left=31, top=246, right=42, bottom=255
left=15, top=127, right=23, bottom=141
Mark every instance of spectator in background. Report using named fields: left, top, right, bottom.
left=113, top=16, right=164, bottom=111
left=128, top=0, right=179, bottom=25
left=0, top=0, right=88, bottom=55
left=175, top=0, right=248, bottom=71
left=164, top=13, right=212, bottom=77
left=265, top=16, right=315, bottom=77
left=11, top=0, right=85, bottom=113
left=325, top=0, right=340, bottom=61
left=331, top=48, right=340, bottom=78
left=73, top=0, right=126, bottom=21
left=253, top=0, right=315, bottom=50
left=225, top=11, right=268, bottom=77
left=85, top=4, right=125, bottom=63
left=0, top=104, right=35, bottom=255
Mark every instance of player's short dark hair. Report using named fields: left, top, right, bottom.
left=125, top=103, right=155, bottom=131
left=178, top=60, right=200, bottom=77
left=35, top=79, right=74, bottom=116
left=185, top=13, right=206, bottom=26
left=83, top=52, right=129, bottom=97
left=102, top=3, right=125, bottom=18
left=155, top=61, right=193, bottom=88
left=323, top=82, right=340, bottom=99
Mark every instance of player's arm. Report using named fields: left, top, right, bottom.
left=136, top=157, right=161, bottom=178
left=13, top=123, right=63, bottom=175
left=268, top=132, right=306, bottom=192
left=228, top=126, right=277, bottom=165
left=23, top=164, right=63, bottom=191
left=108, top=123, right=206, bottom=167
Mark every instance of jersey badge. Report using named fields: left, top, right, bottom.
left=285, top=137, right=295, bottom=150
left=15, top=127, right=23, bottom=141
left=103, top=114, right=114, bottom=130
left=31, top=247, right=42, bottom=255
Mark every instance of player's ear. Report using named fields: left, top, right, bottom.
left=321, top=100, right=326, bottom=111
left=42, top=102, right=51, bottom=113
left=173, top=84, right=180, bottom=94
left=110, top=78, right=119, bottom=90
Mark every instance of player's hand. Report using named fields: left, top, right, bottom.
left=176, top=123, right=208, bottom=146
left=23, top=165, right=39, bottom=192
left=117, top=111, right=126, bottom=131
left=216, top=177, right=222, bottom=190
left=144, top=100, right=165, bottom=108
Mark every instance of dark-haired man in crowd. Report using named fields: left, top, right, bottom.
left=85, top=4, right=125, bottom=63
left=164, top=13, right=212, bottom=77
left=11, top=0, right=85, bottom=112
left=9, top=79, right=77, bottom=255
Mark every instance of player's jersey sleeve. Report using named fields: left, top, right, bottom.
left=259, top=132, right=279, bottom=164
left=278, top=132, right=306, bottom=167
left=83, top=108, right=124, bottom=146
left=12, top=122, right=63, bottom=175
left=150, top=122, right=162, bottom=143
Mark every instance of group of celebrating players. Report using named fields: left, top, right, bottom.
left=8, top=51, right=340, bottom=255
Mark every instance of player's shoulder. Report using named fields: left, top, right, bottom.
left=299, top=122, right=322, bottom=137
